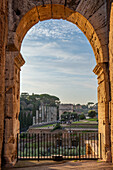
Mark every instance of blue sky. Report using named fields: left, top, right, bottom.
left=20, top=19, right=97, bottom=104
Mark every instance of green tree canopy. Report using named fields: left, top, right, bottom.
left=88, top=110, right=97, bottom=118
left=79, top=114, right=86, bottom=120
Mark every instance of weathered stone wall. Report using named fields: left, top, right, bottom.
left=109, top=1, right=113, bottom=163
left=3, top=51, right=24, bottom=166
left=0, top=0, right=112, bottom=168
left=6, top=0, right=110, bottom=165
left=93, top=63, right=111, bottom=161
left=0, top=0, right=7, bottom=169
left=7, top=0, right=108, bottom=64
left=59, top=104, right=74, bottom=119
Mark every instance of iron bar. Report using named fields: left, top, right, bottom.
left=17, top=132, right=99, bottom=161
left=47, top=133, right=48, bottom=158
left=29, top=134, right=30, bottom=158
left=17, top=133, right=18, bottom=161
left=100, top=133, right=102, bottom=159
left=32, top=134, right=33, bottom=158
left=79, top=133, right=80, bottom=159
left=44, top=133, right=45, bottom=159
left=35, top=134, right=36, bottom=158
left=94, top=133, right=95, bottom=158
left=97, top=133, right=98, bottom=158
left=20, top=133, right=21, bottom=159
left=26, top=133, right=27, bottom=158
left=41, top=133, right=42, bottom=159
left=23, top=133, right=24, bottom=158
left=85, top=133, right=86, bottom=158
left=38, top=134, right=39, bottom=161
left=88, top=133, right=89, bottom=159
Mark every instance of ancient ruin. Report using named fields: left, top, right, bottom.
left=0, top=0, right=113, bottom=168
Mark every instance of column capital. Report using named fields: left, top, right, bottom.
left=14, top=52, right=25, bottom=68
left=93, top=62, right=109, bottom=76
left=93, top=62, right=109, bottom=84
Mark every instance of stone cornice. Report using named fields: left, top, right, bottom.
left=14, top=53, right=25, bottom=68
left=93, top=64, right=103, bottom=76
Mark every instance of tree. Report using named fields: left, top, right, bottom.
left=19, top=111, right=24, bottom=132
left=51, top=123, right=62, bottom=131
left=23, top=113, right=27, bottom=130
left=79, top=114, right=86, bottom=120
left=88, top=110, right=97, bottom=118
left=70, top=112, right=77, bottom=121
left=76, top=104, right=80, bottom=106
left=81, top=105, right=88, bottom=109
left=87, top=102, right=94, bottom=105
left=26, top=112, right=32, bottom=129
left=32, top=104, right=36, bottom=117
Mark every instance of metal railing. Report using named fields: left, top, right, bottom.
left=17, top=132, right=101, bottom=161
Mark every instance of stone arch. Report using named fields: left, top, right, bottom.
left=3, top=1, right=112, bottom=167
left=14, top=5, right=104, bottom=64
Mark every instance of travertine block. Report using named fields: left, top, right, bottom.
left=37, top=4, right=51, bottom=21
left=52, top=4, right=65, bottom=19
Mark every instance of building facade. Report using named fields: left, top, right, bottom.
left=33, top=105, right=58, bottom=124
left=59, top=104, right=74, bottom=119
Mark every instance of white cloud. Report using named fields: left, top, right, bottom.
left=20, top=19, right=97, bottom=104
left=25, top=19, right=82, bottom=41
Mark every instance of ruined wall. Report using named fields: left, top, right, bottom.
left=0, top=0, right=112, bottom=167
left=0, top=0, right=7, bottom=168
left=109, top=1, right=113, bottom=163
left=8, top=0, right=108, bottom=64
left=3, top=51, right=24, bottom=166
left=93, top=63, right=111, bottom=161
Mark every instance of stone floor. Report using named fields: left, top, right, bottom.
left=3, top=160, right=113, bottom=170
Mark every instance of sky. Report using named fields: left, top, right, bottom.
left=20, top=19, right=97, bottom=104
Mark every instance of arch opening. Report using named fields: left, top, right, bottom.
left=20, top=19, right=97, bottom=105
left=21, top=17, right=96, bottom=140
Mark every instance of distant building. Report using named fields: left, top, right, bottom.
left=33, top=105, right=57, bottom=125
left=59, top=104, right=74, bottom=119
left=74, top=104, right=82, bottom=110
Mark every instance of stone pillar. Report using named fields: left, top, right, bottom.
left=109, top=2, right=113, bottom=163
left=33, top=116, right=36, bottom=125
left=3, top=49, right=24, bottom=166
left=46, top=106, right=49, bottom=123
left=93, top=63, right=111, bottom=161
left=36, top=110, right=39, bottom=124
left=0, top=0, right=7, bottom=168
left=42, top=105, right=44, bottom=122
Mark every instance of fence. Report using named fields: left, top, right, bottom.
left=17, top=132, right=101, bottom=161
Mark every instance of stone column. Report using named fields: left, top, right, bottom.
left=0, top=0, right=7, bottom=168
left=93, top=63, right=111, bottom=161
left=33, top=117, right=36, bottom=125
left=109, top=2, right=113, bottom=163
left=36, top=110, right=39, bottom=124
left=42, top=105, right=44, bottom=122
left=3, top=49, right=25, bottom=166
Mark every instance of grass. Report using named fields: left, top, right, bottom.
left=33, top=124, right=55, bottom=128
left=87, top=118, right=98, bottom=121
left=72, top=121, right=91, bottom=124
left=67, top=125, right=98, bottom=128
left=72, top=119, right=98, bottom=124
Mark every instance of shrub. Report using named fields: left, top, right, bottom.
left=88, top=110, right=97, bottom=118
left=79, top=114, right=86, bottom=120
